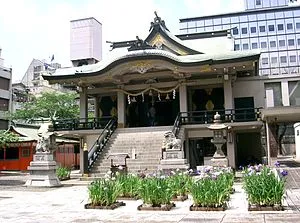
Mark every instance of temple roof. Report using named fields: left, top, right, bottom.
left=44, top=49, right=260, bottom=81
left=43, top=12, right=260, bottom=83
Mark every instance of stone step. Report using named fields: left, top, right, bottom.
left=90, top=126, right=176, bottom=175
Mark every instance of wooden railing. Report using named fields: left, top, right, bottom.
left=52, top=116, right=112, bottom=131
left=171, top=107, right=262, bottom=137
left=179, top=107, right=262, bottom=125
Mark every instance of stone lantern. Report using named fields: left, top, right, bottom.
left=207, top=112, right=228, bottom=167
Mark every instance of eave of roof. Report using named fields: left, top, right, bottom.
left=43, top=49, right=260, bottom=81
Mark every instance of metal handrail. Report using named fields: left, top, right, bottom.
left=172, top=112, right=182, bottom=137
left=87, top=117, right=118, bottom=171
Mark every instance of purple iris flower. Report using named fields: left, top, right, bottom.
left=274, top=161, right=280, bottom=167
left=280, top=170, right=288, bottom=177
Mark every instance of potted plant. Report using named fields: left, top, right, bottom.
left=116, top=172, right=141, bottom=199
left=167, top=169, right=192, bottom=201
left=137, top=175, right=174, bottom=211
left=243, top=164, right=287, bottom=211
left=190, top=168, right=234, bottom=211
left=85, top=177, right=125, bottom=209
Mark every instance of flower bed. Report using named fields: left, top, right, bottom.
left=115, top=172, right=141, bottom=199
left=189, top=167, right=234, bottom=211
left=86, top=176, right=123, bottom=209
left=243, top=163, right=287, bottom=211
left=137, top=175, right=174, bottom=210
left=168, top=169, right=192, bottom=201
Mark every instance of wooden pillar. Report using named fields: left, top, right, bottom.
left=117, top=91, right=125, bottom=128
left=179, top=84, right=188, bottom=113
left=94, top=96, right=100, bottom=118
left=79, top=86, right=88, bottom=120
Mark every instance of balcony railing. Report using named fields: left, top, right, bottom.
left=178, top=107, right=262, bottom=125
left=52, top=116, right=113, bottom=131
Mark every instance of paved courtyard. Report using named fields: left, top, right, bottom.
left=1, top=166, right=300, bottom=223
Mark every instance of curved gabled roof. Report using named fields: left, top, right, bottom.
left=43, top=48, right=260, bottom=81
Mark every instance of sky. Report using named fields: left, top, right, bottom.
left=0, top=0, right=245, bottom=83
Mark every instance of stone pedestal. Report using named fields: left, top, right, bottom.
left=25, top=154, right=61, bottom=187
left=211, top=157, right=229, bottom=167
left=160, top=149, right=189, bottom=170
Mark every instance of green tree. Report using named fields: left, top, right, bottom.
left=0, top=130, right=19, bottom=148
left=11, top=91, right=79, bottom=121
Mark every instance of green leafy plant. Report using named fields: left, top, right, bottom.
left=167, top=169, right=192, bottom=197
left=138, top=176, right=173, bottom=206
left=115, top=172, right=141, bottom=198
left=0, top=130, right=19, bottom=148
left=190, top=172, right=233, bottom=208
left=88, top=178, right=121, bottom=206
left=243, top=164, right=286, bottom=206
left=56, top=167, right=71, bottom=180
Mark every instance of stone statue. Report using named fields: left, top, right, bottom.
left=35, top=122, right=56, bottom=153
left=162, top=131, right=182, bottom=151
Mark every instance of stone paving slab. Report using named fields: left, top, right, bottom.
left=1, top=170, right=300, bottom=222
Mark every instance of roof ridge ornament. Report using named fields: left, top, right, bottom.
left=149, top=11, right=169, bottom=32
left=127, top=36, right=155, bottom=51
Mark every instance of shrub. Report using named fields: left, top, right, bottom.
left=56, top=167, right=71, bottom=180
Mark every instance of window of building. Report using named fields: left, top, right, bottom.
left=259, top=26, right=265, bottom=32
left=296, top=23, right=300, bottom=29
left=288, top=39, right=295, bottom=46
left=261, top=42, right=267, bottom=48
left=241, top=27, right=247, bottom=34
left=232, top=27, right=238, bottom=35
left=280, top=56, right=287, bottom=63
left=252, top=42, right=258, bottom=49
left=297, top=39, right=300, bottom=45
left=290, top=55, right=297, bottom=63
left=270, top=41, right=276, bottom=48
left=234, top=44, right=240, bottom=50
left=22, top=148, right=30, bottom=157
left=271, top=57, right=278, bottom=64
left=250, top=27, right=256, bottom=33
left=287, top=23, right=293, bottom=30
left=243, top=43, right=249, bottom=50
left=262, top=58, right=268, bottom=64
left=278, top=24, right=284, bottom=31
left=268, top=25, right=275, bottom=31
left=0, top=149, right=4, bottom=159
left=256, top=0, right=261, bottom=5
left=5, top=147, right=19, bottom=160
left=279, top=40, right=286, bottom=47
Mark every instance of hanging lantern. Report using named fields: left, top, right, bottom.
left=149, top=89, right=153, bottom=96
left=173, top=89, right=176, bottom=99
left=127, top=95, right=131, bottom=104
left=165, top=93, right=170, bottom=100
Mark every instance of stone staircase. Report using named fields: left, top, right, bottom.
left=90, top=126, right=173, bottom=177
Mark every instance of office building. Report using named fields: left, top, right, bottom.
left=0, top=48, right=12, bottom=129
left=179, top=0, right=300, bottom=76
